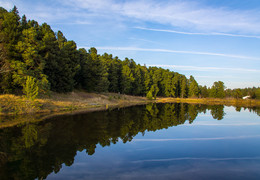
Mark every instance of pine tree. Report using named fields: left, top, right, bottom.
left=14, top=27, right=48, bottom=93
left=120, top=59, right=134, bottom=94
left=188, top=75, right=199, bottom=97
left=23, top=76, right=38, bottom=100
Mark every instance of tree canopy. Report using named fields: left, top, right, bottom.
left=0, top=6, right=259, bottom=99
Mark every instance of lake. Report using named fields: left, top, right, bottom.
left=0, top=103, right=260, bottom=180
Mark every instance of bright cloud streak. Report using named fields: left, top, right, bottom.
left=93, top=46, right=260, bottom=61
left=135, top=27, right=260, bottom=39
left=63, top=0, right=260, bottom=34
left=149, top=64, right=260, bottom=73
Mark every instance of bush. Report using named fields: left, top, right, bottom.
left=146, top=91, right=153, bottom=100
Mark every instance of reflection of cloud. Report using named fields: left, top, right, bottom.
left=133, top=135, right=260, bottom=142
left=185, top=122, right=260, bottom=126
left=133, top=156, right=260, bottom=163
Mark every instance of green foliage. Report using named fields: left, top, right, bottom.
left=233, top=89, right=243, bottom=99
left=256, top=88, right=260, bottom=99
left=210, top=81, right=225, bottom=98
left=0, top=6, right=258, bottom=99
left=146, top=90, right=153, bottom=100
left=188, top=76, right=199, bottom=97
left=23, top=76, right=38, bottom=100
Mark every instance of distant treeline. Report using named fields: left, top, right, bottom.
left=0, top=7, right=259, bottom=99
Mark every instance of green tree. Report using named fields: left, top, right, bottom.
left=210, top=81, right=225, bottom=98
left=120, top=58, right=135, bottom=94
left=23, top=76, right=38, bottom=100
left=255, top=88, right=260, bottom=99
left=188, top=75, right=199, bottom=97
left=0, top=6, right=22, bottom=93
left=180, top=76, right=188, bottom=98
left=233, top=88, right=242, bottom=99
left=146, top=90, right=153, bottom=100
left=96, top=53, right=110, bottom=92
left=40, top=23, right=61, bottom=92
left=54, top=31, right=80, bottom=92
left=200, top=85, right=209, bottom=98
left=15, top=27, right=49, bottom=93
left=108, top=56, right=121, bottom=93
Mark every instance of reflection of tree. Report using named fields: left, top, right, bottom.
left=22, top=123, right=38, bottom=148
left=0, top=103, right=256, bottom=179
left=235, top=106, right=242, bottom=112
left=209, top=105, right=225, bottom=120
left=240, top=107, right=260, bottom=116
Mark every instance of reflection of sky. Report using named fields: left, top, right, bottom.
left=48, top=107, right=260, bottom=180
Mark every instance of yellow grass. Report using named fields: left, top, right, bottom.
left=0, top=91, right=147, bottom=115
left=156, top=97, right=260, bottom=107
left=1, top=92, right=259, bottom=116
left=0, top=92, right=260, bottom=128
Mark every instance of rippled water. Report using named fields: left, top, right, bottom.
left=0, top=103, right=260, bottom=180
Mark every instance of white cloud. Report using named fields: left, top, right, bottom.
left=149, top=64, right=260, bottom=73
left=0, top=0, right=14, bottom=10
left=91, top=46, right=260, bottom=61
left=62, top=0, right=260, bottom=34
left=11, top=0, right=260, bottom=34
left=135, top=27, right=260, bottom=39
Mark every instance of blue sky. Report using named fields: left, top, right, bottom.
left=2, top=0, right=260, bottom=89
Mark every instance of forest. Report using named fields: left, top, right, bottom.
left=0, top=6, right=260, bottom=99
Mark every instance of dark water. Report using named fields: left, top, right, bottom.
left=0, top=103, right=260, bottom=180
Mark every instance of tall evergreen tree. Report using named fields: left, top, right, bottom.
left=40, top=23, right=60, bottom=92
left=120, top=58, right=135, bottom=94
left=210, top=81, right=225, bottom=98
left=15, top=26, right=48, bottom=92
left=188, top=75, right=199, bottom=97
left=0, top=6, right=22, bottom=93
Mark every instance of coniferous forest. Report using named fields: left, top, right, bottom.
left=0, top=7, right=260, bottom=99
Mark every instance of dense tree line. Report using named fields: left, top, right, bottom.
left=0, top=7, right=259, bottom=99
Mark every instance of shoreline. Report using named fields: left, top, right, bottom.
left=1, top=92, right=260, bottom=128
left=0, top=100, right=148, bottom=129
left=156, top=97, right=260, bottom=107
left=1, top=92, right=260, bottom=116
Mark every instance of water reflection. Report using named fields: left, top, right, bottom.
left=0, top=103, right=259, bottom=180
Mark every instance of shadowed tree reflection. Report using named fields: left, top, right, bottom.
left=0, top=103, right=259, bottom=179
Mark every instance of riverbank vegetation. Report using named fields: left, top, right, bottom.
left=0, top=92, right=147, bottom=115
left=1, top=6, right=260, bottom=115
left=1, top=91, right=259, bottom=115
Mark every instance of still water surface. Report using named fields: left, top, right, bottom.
left=0, top=103, right=260, bottom=180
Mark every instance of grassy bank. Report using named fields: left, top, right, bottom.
left=157, top=97, right=260, bottom=107
left=0, top=92, right=147, bottom=115
left=1, top=92, right=260, bottom=116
